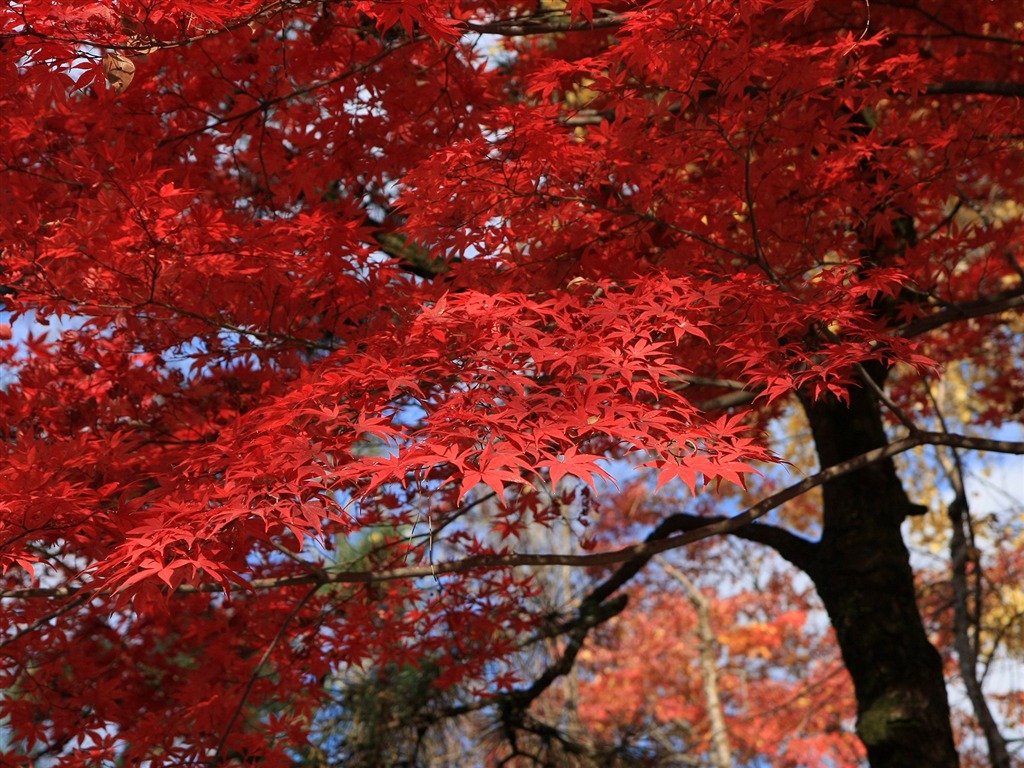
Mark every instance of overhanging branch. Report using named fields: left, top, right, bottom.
left=4, top=431, right=1022, bottom=601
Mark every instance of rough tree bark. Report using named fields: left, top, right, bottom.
left=801, top=367, right=959, bottom=768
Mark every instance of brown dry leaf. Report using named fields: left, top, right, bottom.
left=102, top=52, right=136, bottom=93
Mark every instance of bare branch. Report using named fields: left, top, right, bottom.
left=463, top=13, right=623, bottom=37
left=697, top=388, right=762, bottom=412
left=927, top=81, right=1024, bottom=97
left=654, top=513, right=819, bottom=575
left=561, top=80, right=1024, bottom=132
left=438, top=593, right=628, bottom=720
left=899, top=287, right=1024, bottom=338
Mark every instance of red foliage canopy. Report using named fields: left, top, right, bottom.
left=1, top=1, right=1022, bottom=765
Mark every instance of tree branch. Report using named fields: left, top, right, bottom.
left=3, top=0, right=303, bottom=53
left=926, top=81, right=1024, bottom=97
left=899, top=287, right=1024, bottom=338
left=214, top=586, right=319, bottom=761
left=925, top=386, right=1013, bottom=768
left=561, top=80, right=1024, bottom=131
left=662, top=513, right=819, bottom=575
left=438, top=593, right=629, bottom=720
left=463, top=13, right=623, bottom=37
left=658, top=558, right=734, bottom=768
left=5, top=431, right=1020, bottom=601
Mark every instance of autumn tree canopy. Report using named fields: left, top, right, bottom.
left=1, top=1, right=1023, bottom=766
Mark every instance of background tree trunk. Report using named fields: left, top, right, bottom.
left=802, top=371, right=959, bottom=768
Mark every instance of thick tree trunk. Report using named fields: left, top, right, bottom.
left=801, top=370, right=959, bottom=768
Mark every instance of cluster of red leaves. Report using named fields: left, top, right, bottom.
left=1, top=0, right=1021, bottom=763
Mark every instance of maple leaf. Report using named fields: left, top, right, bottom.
left=1, top=0, right=1022, bottom=765
left=537, top=445, right=615, bottom=491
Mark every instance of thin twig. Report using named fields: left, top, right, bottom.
left=213, top=585, right=320, bottom=761
left=924, top=382, right=1012, bottom=768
